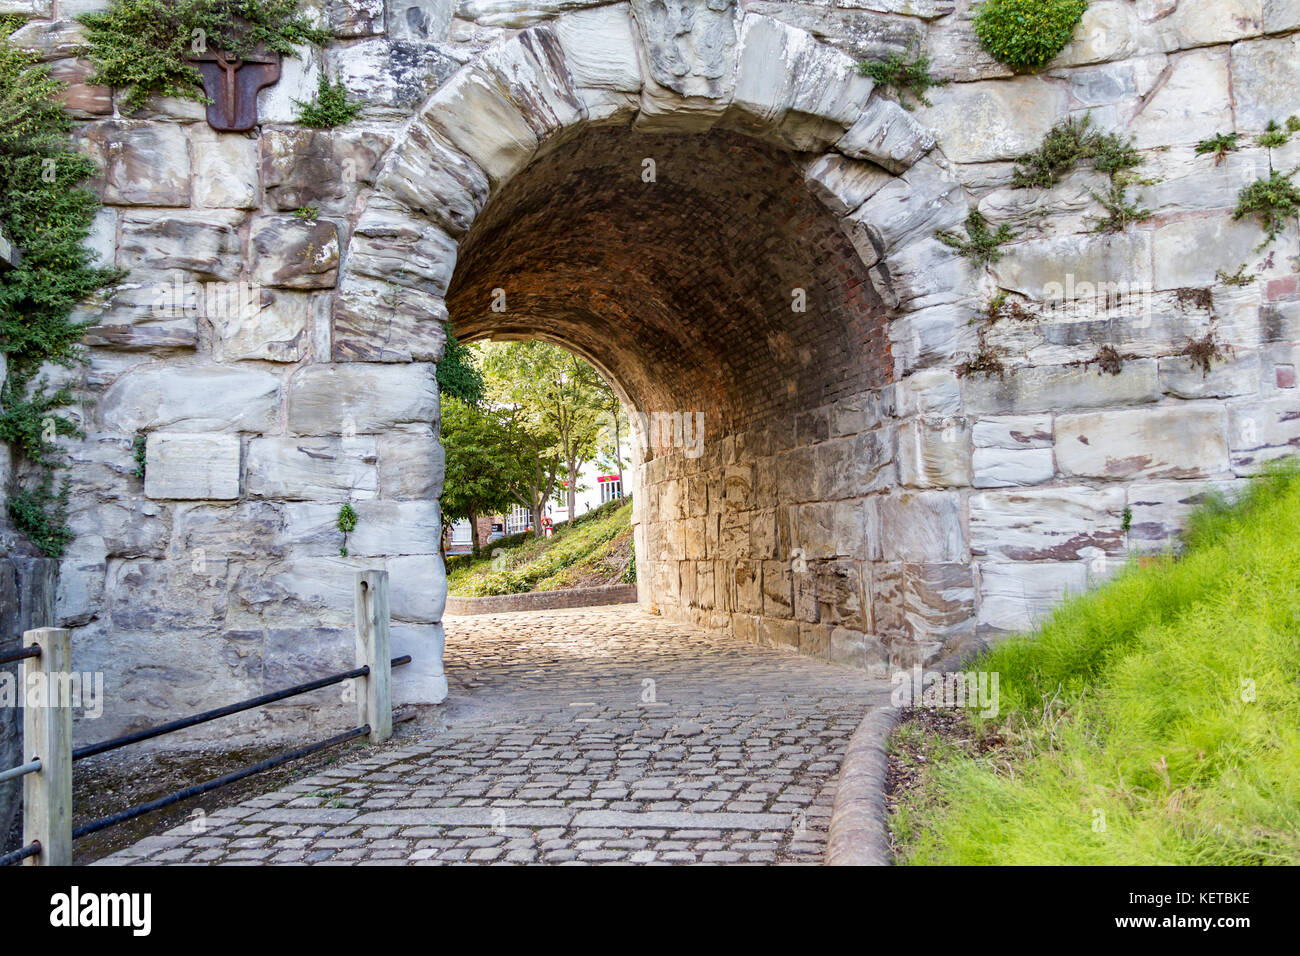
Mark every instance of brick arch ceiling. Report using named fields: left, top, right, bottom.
left=447, top=125, right=892, bottom=435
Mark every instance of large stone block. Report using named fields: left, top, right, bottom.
left=214, top=290, right=311, bottom=363
left=378, top=424, right=445, bottom=498
left=902, top=562, right=975, bottom=647
left=245, top=436, right=379, bottom=500
left=971, top=486, right=1126, bottom=562
left=144, top=433, right=241, bottom=500
left=117, top=211, right=246, bottom=281
left=75, top=120, right=190, bottom=206
left=99, top=364, right=280, bottom=434
left=992, top=231, right=1152, bottom=300
left=287, top=363, right=439, bottom=435
left=802, top=153, right=893, bottom=219
left=1151, top=214, right=1294, bottom=290
left=418, top=64, right=540, bottom=187
left=475, top=24, right=586, bottom=140
left=731, top=14, right=875, bottom=151
left=972, top=414, right=1053, bottom=449
left=249, top=215, right=340, bottom=289
left=372, top=120, right=490, bottom=237
left=1128, top=49, right=1232, bottom=149
left=1228, top=399, right=1300, bottom=474
left=332, top=274, right=448, bottom=362
left=171, top=501, right=287, bottom=561
left=879, top=490, right=965, bottom=562
left=1056, top=406, right=1230, bottom=479
left=965, top=361, right=1160, bottom=415
left=326, top=37, right=458, bottom=110
left=262, top=127, right=393, bottom=215
left=191, top=126, right=260, bottom=210
left=1125, top=478, right=1247, bottom=553
left=897, top=417, right=970, bottom=488
left=348, top=198, right=458, bottom=296
left=631, top=0, right=739, bottom=129
left=1230, top=33, right=1300, bottom=131
left=390, top=623, right=448, bottom=705
left=282, top=500, right=441, bottom=556
left=553, top=3, right=642, bottom=120
left=913, top=77, right=1067, bottom=164
left=835, top=94, right=935, bottom=173
left=978, top=561, right=1088, bottom=633
left=971, top=446, right=1056, bottom=488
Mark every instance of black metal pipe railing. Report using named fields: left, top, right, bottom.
left=73, top=655, right=412, bottom=761
left=72, top=725, right=373, bottom=840
left=0, top=842, right=40, bottom=867
left=0, top=646, right=40, bottom=667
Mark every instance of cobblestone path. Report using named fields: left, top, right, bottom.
left=102, top=607, right=891, bottom=865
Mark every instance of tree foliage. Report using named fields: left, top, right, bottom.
left=0, top=34, right=122, bottom=555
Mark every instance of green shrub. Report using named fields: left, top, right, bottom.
left=1012, top=113, right=1141, bottom=189
left=79, top=0, right=328, bottom=112
left=0, top=34, right=122, bottom=555
left=973, top=0, right=1089, bottom=70
left=856, top=47, right=948, bottom=110
left=936, top=209, right=1016, bottom=266
left=294, top=73, right=360, bottom=128
left=1234, top=168, right=1300, bottom=251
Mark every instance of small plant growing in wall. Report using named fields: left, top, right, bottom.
left=1012, top=114, right=1143, bottom=189
left=1195, top=132, right=1241, bottom=165
left=1234, top=169, right=1300, bottom=251
left=973, top=0, right=1089, bottom=71
left=294, top=72, right=360, bottom=128
left=293, top=204, right=320, bottom=222
left=1182, top=331, right=1229, bottom=377
left=79, top=0, right=329, bottom=112
left=857, top=46, right=949, bottom=110
left=1089, top=173, right=1152, bottom=233
left=337, top=502, right=358, bottom=557
left=1216, top=264, right=1256, bottom=287
left=936, top=210, right=1016, bottom=266
left=132, top=433, right=148, bottom=479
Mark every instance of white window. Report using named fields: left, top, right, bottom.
left=505, top=506, right=533, bottom=535
left=450, top=518, right=472, bottom=544
left=599, top=478, right=623, bottom=503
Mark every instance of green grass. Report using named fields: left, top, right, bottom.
left=446, top=497, right=634, bottom=597
left=893, top=461, right=1300, bottom=865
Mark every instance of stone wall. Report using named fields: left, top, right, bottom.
left=0, top=0, right=1296, bottom=741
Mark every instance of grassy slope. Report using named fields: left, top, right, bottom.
left=893, top=463, right=1300, bottom=865
left=446, top=498, right=634, bottom=597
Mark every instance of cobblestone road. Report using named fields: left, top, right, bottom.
left=102, top=607, right=891, bottom=865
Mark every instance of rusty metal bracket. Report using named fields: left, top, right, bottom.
left=189, top=45, right=282, bottom=132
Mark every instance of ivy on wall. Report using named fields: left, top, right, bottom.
left=0, top=28, right=122, bottom=556
left=79, top=0, right=329, bottom=111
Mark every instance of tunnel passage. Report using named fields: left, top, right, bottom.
left=447, top=125, right=906, bottom=669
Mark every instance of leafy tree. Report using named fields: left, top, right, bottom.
left=480, top=341, right=616, bottom=524
left=440, top=396, right=524, bottom=555
left=436, top=329, right=485, bottom=407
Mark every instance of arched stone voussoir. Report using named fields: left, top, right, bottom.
left=371, top=117, right=490, bottom=239
left=629, top=0, right=740, bottom=132
left=836, top=94, right=937, bottom=175
left=728, top=14, right=876, bottom=154
left=552, top=4, right=644, bottom=126
left=333, top=272, right=449, bottom=364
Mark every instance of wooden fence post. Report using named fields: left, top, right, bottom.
left=22, top=627, right=71, bottom=866
left=354, top=571, right=392, bottom=745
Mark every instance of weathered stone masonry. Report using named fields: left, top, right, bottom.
left=1, top=0, right=1298, bottom=742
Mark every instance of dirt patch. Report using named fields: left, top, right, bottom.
left=884, top=707, right=988, bottom=862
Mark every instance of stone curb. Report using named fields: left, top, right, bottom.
left=445, top=584, right=638, bottom=616
left=824, top=702, right=901, bottom=867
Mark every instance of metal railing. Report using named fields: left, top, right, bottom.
left=0, top=569, right=408, bottom=866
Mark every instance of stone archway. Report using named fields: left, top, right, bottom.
left=324, top=5, right=980, bottom=677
